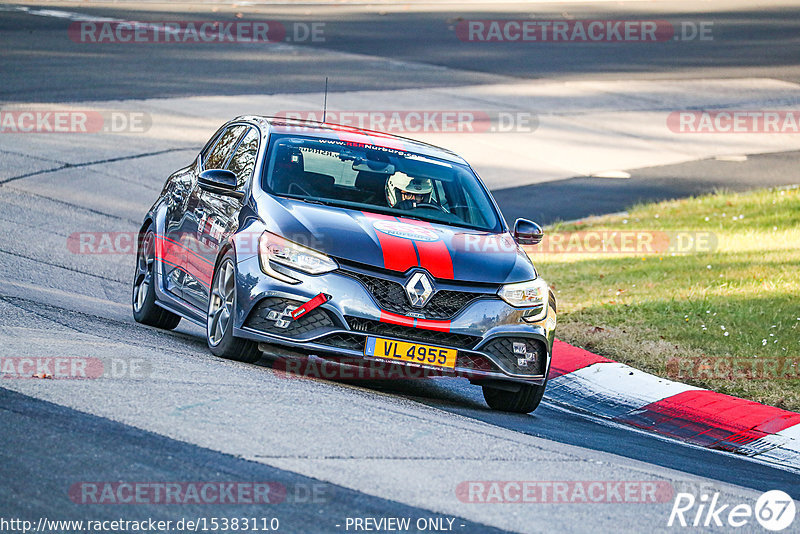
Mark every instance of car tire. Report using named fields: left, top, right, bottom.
left=482, top=380, right=546, bottom=414
left=206, top=251, right=261, bottom=363
left=132, top=227, right=182, bottom=330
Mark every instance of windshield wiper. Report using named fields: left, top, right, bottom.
left=281, top=194, right=333, bottom=207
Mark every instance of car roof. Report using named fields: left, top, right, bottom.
left=231, top=115, right=469, bottom=165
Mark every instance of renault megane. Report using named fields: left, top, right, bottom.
left=132, top=117, right=556, bottom=413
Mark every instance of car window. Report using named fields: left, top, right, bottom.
left=262, top=135, right=502, bottom=232
left=226, top=127, right=259, bottom=189
left=204, top=125, right=246, bottom=170
left=302, top=148, right=357, bottom=186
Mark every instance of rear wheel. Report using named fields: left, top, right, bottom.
left=482, top=380, right=547, bottom=414
left=207, top=252, right=261, bottom=363
left=132, top=228, right=181, bottom=330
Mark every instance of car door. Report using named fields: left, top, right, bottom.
left=160, top=165, right=195, bottom=299
left=187, top=126, right=261, bottom=312
left=181, top=124, right=247, bottom=310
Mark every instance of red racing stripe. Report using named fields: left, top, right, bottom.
left=158, top=258, right=209, bottom=288
left=615, top=390, right=800, bottom=451
left=400, top=218, right=454, bottom=280
left=185, top=252, right=213, bottom=287
left=416, top=318, right=451, bottom=333
left=380, top=310, right=415, bottom=328
left=363, top=212, right=418, bottom=273
left=379, top=311, right=451, bottom=333
left=154, top=235, right=212, bottom=288
left=158, top=234, right=214, bottom=267
left=364, top=214, right=454, bottom=328
left=154, top=236, right=184, bottom=271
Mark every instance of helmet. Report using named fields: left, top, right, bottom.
left=386, top=172, right=433, bottom=207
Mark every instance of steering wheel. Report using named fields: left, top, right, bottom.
left=396, top=200, right=447, bottom=212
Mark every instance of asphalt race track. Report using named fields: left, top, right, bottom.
left=1, top=1, right=799, bottom=533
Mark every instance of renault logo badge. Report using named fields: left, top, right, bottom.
left=405, top=271, right=434, bottom=308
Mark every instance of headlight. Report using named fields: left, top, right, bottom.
left=258, top=232, right=338, bottom=283
left=498, top=277, right=548, bottom=311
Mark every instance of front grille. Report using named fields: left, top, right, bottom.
left=259, top=320, right=539, bottom=379
left=341, top=270, right=496, bottom=320
left=345, top=316, right=481, bottom=350
left=480, top=337, right=545, bottom=376
left=244, top=297, right=336, bottom=337
left=319, top=332, right=365, bottom=352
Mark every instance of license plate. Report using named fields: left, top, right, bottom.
left=364, top=337, right=457, bottom=369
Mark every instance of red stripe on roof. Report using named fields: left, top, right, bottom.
left=364, top=129, right=406, bottom=151
left=321, top=122, right=407, bottom=151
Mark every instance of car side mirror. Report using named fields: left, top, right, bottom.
left=198, top=169, right=243, bottom=199
left=514, top=218, right=543, bottom=245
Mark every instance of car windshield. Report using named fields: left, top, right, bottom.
left=261, top=135, right=502, bottom=232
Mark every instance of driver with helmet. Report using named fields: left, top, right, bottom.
left=385, top=171, right=434, bottom=209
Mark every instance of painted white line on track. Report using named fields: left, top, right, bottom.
left=739, top=423, right=800, bottom=466
left=591, top=170, right=632, bottom=179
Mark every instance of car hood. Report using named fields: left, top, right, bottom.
left=260, top=196, right=537, bottom=284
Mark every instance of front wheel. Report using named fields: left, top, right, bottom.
left=482, top=380, right=547, bottom=414
left=207, top=251, right=261, bottom=363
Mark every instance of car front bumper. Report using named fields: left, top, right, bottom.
left=232, top=255, right=556, bottom=385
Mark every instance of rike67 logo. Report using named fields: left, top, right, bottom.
left=668, top=490, right=796, bottom=531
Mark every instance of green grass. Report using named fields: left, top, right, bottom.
left=531, top=185, right=800, bottom=410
